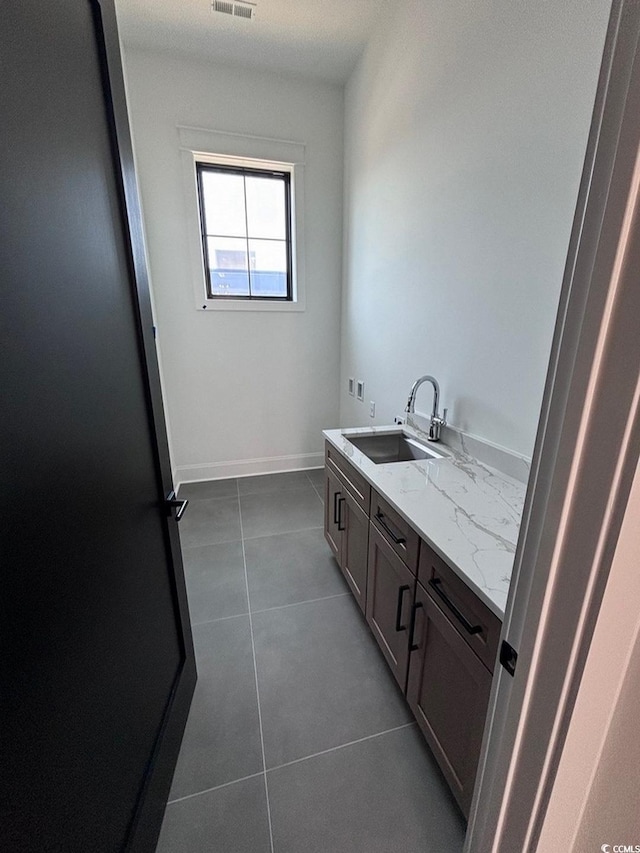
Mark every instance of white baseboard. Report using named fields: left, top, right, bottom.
left=175, top=452, right=324, bottom=487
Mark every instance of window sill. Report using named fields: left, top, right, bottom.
left=198, top=298, right=305, bottom=313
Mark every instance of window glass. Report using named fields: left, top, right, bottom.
left=245, top=175, right=286, bottom=240
left=201, top=171, right=246, bottom=237
left=206, top=236, right=250, bottom=297
left=248, top=239, right=288, bottom=298
left=197, top=163, right=291, bottom=301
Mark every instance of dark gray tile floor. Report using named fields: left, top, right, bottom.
left=244, top=527, right=346, bottom=611
left=268, top=725, right=466, bottom=853
left=182, top=540, right=247, bottom=624
left=158, top=775, right=271, bottom=853
left=179, top=496, right=242, bottom=548
left=168, top=617, right=263, bottom=800
left=159, top=470, right=465, bottom=853
left=253, top=595, right=412, bottom=768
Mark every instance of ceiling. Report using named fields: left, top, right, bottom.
left=115, top=0, right=389, bottom=85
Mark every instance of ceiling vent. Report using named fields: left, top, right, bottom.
left=212, top=0, right=256, bottom=20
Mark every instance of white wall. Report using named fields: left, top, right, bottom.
left=340, top=0, right=611, bottom=457
left=122, top=48, right=344, bottom=483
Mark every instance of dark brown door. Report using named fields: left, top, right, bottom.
left=341, top=492, right=369, bottom=612
left=0, top=2, right=195, bottom=850
left=365, top=524, right=415, bottom=689
left=406, top=583, right=492, bottom=818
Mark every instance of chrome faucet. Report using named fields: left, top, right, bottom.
left=405, top=375, right=447, bottom=442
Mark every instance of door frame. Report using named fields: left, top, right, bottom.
left=94, top=2, right=196, bottom=849
left=466, top=0, right=640, bottom=849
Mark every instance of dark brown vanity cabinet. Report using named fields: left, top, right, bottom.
left=323, top=441, right=502, bottom=818
left=324, top=445, right=371, bottom=612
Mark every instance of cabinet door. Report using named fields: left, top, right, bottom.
left=406, top=583, right=493, bottom=818
left=341, top=492, right=370, bottom=612
left=324, top=466, right=344, bottom=563
left=366, top=524, right=415, bottom=689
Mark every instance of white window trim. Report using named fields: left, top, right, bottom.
left=178, top=126, right=306, bottom=313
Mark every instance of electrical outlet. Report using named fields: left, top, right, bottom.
left=369, top=401, right=376, bottom=418
left=356, top=380, right=364, bottom=401
left=348, top=377, right=355, bottom=396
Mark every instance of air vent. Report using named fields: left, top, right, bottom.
left=233, top=2, right=254, bottom=19
left=212, top=0, right=256, bottom=20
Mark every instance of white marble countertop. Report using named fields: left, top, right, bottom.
left=323, top=424, right=527, bottom=618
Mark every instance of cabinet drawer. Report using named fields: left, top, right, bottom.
left=371, top=490, right=419, bottom=573
left=325, top=441, right=371, bottom=514
left=418, top=543, right=501, bottom=673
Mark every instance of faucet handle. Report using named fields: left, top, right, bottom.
left=428, top=408, right=447, bottom=442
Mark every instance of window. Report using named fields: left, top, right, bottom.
left=179, top=126, right=305, bottom=312
left=196, top=162, right=292, bottom=301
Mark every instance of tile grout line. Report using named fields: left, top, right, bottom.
left=266, top=722, right=417, bottom=774
left=191, top=593, right=352, bottom=630
left=252, top=593, right=350, bottom=616
left=310, top=478, right=324, bottom=506
left=183, top=482, right=321, bottom=503
left=304, top=470, right=324, bottom=504
left=166, top=724, right=417, bottom=806
left=191, top=611, right=248, bottom=628
left=237, top=479, right=276, bottom=853
left=243, top=524, right=323, bottom=543
left=181, top=522, right=325, bottom=552
left=240, top=484, right=320, bottom=498
left=167, top=770, right=264, bottom=805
